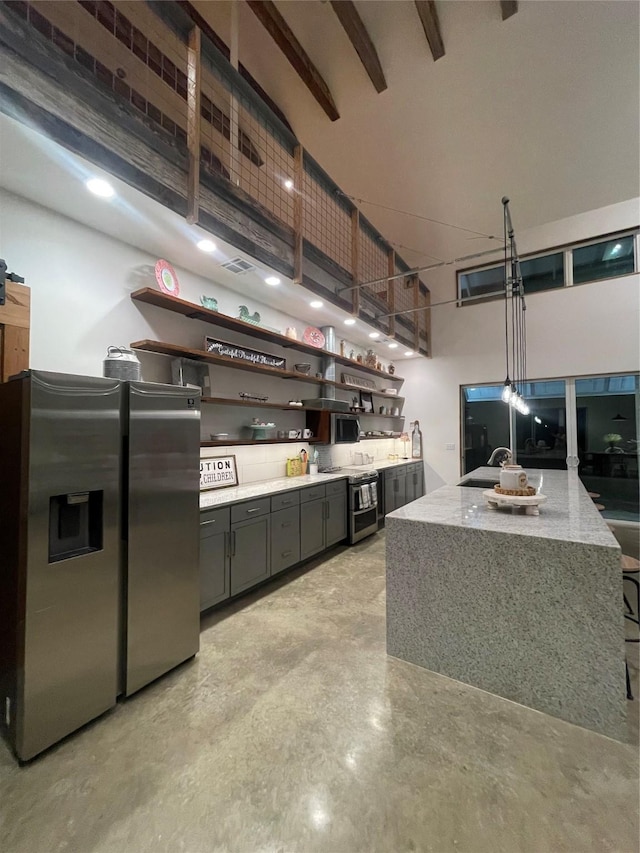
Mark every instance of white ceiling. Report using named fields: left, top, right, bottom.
left=0, top=111, right=415, bottom=355
left=195, top=0, right=640, bottom=276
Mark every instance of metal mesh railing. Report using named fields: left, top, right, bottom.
left=6, top=0, right=429, bottom=354
left=302, top=168, right=351, bottom=272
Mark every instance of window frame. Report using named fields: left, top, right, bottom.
left=456, top=227, right=639, bottom=305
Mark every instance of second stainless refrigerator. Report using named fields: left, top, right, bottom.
left=121, top=381, right=201, bottom=696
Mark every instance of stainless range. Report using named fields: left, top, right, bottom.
left=347, top=469, right=379, bottom=544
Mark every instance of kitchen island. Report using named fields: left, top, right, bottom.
left=386, top=467, right=626, bottom=740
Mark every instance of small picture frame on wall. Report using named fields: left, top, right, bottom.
left=359, top=391, right=374, bottom=413
left=200, top=455, right=238, bottom=490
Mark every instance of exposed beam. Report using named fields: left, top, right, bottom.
left=246, top=0, right=340, bottom=121
left=329, top=1, right=387, bottom=93
left=414, top=1, right=445, bottom=62
left=500, top=1, right=519, bottom=21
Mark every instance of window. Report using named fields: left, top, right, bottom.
left=457, top=230, right=637, bottom=303
left=572, top=235, right=635, bottom=284
left=519, top=253, right=564, bottom=294
left=461, top=373, right=639, bottom=521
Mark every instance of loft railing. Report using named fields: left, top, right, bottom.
left=2, top=0, right=430, bottom=354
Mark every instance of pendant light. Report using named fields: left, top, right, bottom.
left=611, top=413, right=628, bottom=422
left=501, top=198, right=529, bottom=415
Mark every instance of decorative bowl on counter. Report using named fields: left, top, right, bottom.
left=210, top=433, right=230, bottom=441
left=294, top=363, right=311, bottom=374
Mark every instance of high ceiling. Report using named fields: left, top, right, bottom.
left=193, top=0, right=640, bottom=289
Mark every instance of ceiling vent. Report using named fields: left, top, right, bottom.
left=221, top=257, right=255, bottom=275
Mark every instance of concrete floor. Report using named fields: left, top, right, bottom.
left=1, top=532, right=638, bottom=853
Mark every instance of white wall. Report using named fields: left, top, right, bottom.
left=403, top=200, right=640, bottom=484
left=0, top=189, right=401, bottom=483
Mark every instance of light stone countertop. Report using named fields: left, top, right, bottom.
left=388, top=466, right=618, bottom=549
left=199, top=458, right=421, bottom=509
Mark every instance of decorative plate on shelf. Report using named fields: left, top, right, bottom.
left=303, top=326, right=325, bottom=348
left=155, top=259, right=180, bottom=296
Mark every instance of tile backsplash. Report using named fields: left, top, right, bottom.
left=201, top=438, right=403, bottom=485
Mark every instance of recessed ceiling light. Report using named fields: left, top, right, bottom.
left=265, top=276, right=280, bottom=286
left=284, top=179, right=294, bottom=190
left=85, top=177, right=115, bottom=198
left=369, top=332, right=380, bottom=339
left=404, top=350, right=413, bottom=357
left=310, top=300, right=323, bottom=308
left=344, top=318, right=356, bottom=326
left=197, top=239, right=217, bottom=253
left=388, top=342, right=398, bottom=349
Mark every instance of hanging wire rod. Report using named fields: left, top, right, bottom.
left=375, top=288, right=507, bottom=319
left=335, top=191, right=499, bottom=239
left=337, top=243, right=507, bottom=295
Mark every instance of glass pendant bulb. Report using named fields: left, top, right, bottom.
left=501, top=377, right=513, bottom=403
left=520, top=400, right=530, bottom=416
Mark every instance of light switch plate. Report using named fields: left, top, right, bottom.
left=445, top=443, right=456, bottom=451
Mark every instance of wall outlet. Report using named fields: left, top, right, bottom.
left=445, top=443, right=456, bottom=451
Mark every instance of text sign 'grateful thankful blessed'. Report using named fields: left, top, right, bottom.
left=200, top=456, right=238, bottom=490
left=205, top=337, right=286, bottom=370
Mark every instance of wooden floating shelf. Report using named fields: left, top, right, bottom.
left=131, top=340, right=405, bottom=397
left=201, top=438, right=322, bottom=447
left=201, top=396, right=404, bottom=418
left=130, top=288, right=404, bottom=385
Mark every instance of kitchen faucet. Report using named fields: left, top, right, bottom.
left=487, top=447, right=513, bottom=466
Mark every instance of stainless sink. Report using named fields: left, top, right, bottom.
left=457, top=478, right=499, bottom=489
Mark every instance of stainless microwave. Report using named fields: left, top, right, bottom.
left=330, top=412, right=361, bottom=444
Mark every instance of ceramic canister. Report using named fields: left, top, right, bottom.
left=500, top=464, right=528, bottom=490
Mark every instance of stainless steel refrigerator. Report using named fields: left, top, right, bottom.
left=0, top=371, right=200, bottom=761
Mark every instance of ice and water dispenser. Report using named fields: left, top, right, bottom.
left=48, top=490, right=104, bottom=562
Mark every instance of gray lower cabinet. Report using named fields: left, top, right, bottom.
left=414, top=462, right=425, bottom=499
left=200, top=479, right=348, bottom=607
left=300, top=498, right=326, bottom=560
left=405, top=465, right=417, bottom=504
left=385, top=466, right=407, bottom=514
left=230, top=514, right=270, bottom=596
left=200, top=508, right=230, bottom=611
left=325, top=491, right=347, bottom=546
left=271, top=505, right=300, bottom=575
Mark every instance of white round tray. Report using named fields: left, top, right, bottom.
left=483, top=489, right=547, bottom=516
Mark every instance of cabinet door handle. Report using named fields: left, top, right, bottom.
left=224, top=530, right=229, bottom=559
left=282, top=522, right=292, bottom=529
left=280, top=499, right=292, bottom=506
left=281, top=550, right=292, bottom=558
left=201, top=519, right=217, bottom=527
left=326, top=500, right=331, bottom=519
left=231, top=531, right=236, bottom=557
left=246, top=507, right=260, bottom=514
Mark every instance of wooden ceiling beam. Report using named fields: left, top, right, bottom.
left=246, top=0, right=340, bottom=121
left=414, top=1, right=445, bottom=62
left=500, top=1, right=518, bottom=20
left=330, top=1, right=387, bottom=93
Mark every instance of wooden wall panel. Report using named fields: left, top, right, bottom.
left=0, top=281, right=31, bottom=381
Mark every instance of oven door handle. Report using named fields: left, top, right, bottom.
left=352, top=506, right=377, bottom=516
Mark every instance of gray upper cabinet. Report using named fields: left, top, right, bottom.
left=271, top=505, right=300, bottom=576
left=230, top=514, right=270, bottom=596
left=300, top=498, right=325, bottom=560
left=200, top=508, right=231, bottom=612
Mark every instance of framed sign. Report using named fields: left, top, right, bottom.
left=341, top=372, right=377, bottom=391
left=200, top=455, right=238, bottom=490
left=205, top=337, right=286, bottom=370
left=359, top=391, right=374, bottom=413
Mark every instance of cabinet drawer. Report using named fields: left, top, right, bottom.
left=326, top=479, right=347, bottom=497
left=271, top=490, right=300, bottom=512
left=200, top=506, right=230, bottom=535
left=231, top=497, right=271, bottom=524
left=300, top=484, right=326, bottom=503
left=270, top=506, right=301, bottom=575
